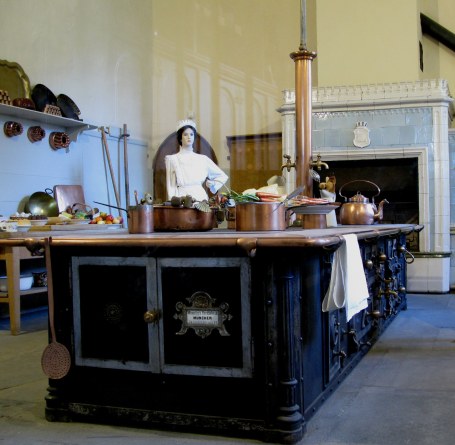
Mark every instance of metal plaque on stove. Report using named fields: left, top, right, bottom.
left=174, top=291, right=232, bottom=338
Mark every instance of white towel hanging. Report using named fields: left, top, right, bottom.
left=322, top=234, right=370, bottom=321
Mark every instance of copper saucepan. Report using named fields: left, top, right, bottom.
left=235, top=186, right=305, bottom=232
left=94, top=201, right=153, bottom=233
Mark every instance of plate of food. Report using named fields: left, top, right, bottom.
left=66, top=219, right=91, bottom=224
left=30, top=219, right=49, bottom=226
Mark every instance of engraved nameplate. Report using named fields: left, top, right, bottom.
left=174, top=291, right=232, bottom=338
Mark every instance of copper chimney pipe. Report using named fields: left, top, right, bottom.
left=290, top=0, right=317, bottom=197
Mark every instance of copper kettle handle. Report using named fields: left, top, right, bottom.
left=339, top=180, right=381, bottom=201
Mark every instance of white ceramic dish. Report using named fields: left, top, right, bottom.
left=30, top=219, right=48, bottom=226
left=0, top=275, right=33, bottom=292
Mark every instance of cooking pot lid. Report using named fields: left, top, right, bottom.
left=348, top=192, right=370, bottom=203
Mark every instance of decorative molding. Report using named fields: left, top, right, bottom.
left=280, top=79, right=454, bottom=116
left=312, top=107, right=433, bottom=121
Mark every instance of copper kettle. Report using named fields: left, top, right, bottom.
left=339, top=180, right=388, bottom=225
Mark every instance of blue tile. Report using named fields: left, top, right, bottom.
left=415, top=125, right=433, bottom=144
left=312, top=130, right=324, bottom=149
left=324, top=129, right=341, bottom=146
left=399, top=126, right=417, bottom=144
left=382, top=126, right=401, bottom=145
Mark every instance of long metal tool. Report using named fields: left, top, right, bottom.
left=100, top=127, right=121, bottom=209
left=121, top=123, right=131, bottom=208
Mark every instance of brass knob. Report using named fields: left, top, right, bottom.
left=368, top=310, right=385, bottom=319
left=398, top=285, right=406, bottom=293
left=378, top=252, right=387, bottom=263
left=364, top=259, right=374, bottom=269
left=397, top=245, right=406, bottom=254
left=144, top=309, right=160, bottom=324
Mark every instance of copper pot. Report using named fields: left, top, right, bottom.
left=93, top=201, right=154, bottom=233
left=128, top=205, right=154, bottom=234
left=235, top=202, right=286, bottom=231
left=153, top=206, right=215, bottom=231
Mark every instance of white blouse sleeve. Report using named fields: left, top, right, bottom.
left=164, top=155, right=178, bottom=200
left=205, top=157, right=228, bottom=193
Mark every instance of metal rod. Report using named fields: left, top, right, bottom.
left=100, top=127, right=121, bottom=210
left=300, top=0, right=307, bottom=49
left=122, top=124, right=131, bottom=208
left=93, top=200, right=128, bottom=213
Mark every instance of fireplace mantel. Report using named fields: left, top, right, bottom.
left=278, top=79, right=454, bottom=293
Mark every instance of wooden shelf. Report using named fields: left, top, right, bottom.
left=0, top=286, right=47, bottom=299
left=0, top=245, right=47, bottom=334
left=0, top=103, right=97, bottom=142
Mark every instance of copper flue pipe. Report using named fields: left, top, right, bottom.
left=290, top=48, right=316, bottom=196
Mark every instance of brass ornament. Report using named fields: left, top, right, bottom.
left=27, top=126, right=46, bottom=143
left=49, top=131, right=70, bottom=150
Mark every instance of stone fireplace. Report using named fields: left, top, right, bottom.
left=278, top=79, right=454, bottom=293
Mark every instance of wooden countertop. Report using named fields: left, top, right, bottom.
left=0, top=224, right=422, bottom=253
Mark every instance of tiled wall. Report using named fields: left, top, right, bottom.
left=279, top=79, right=453, bottom=292
left=312, top=108, right=434, bottom=149
left=449, top=129, right=455, bottom=288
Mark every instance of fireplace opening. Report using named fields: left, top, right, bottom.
left=316, top=157, right=420, bottom=250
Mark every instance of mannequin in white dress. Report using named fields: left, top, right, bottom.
left=165, top=120, right=228, bottom=202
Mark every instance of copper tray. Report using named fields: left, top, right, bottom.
left=288, top=204, right=339, bottom=214
left=0, top=59, right=31, bottom=100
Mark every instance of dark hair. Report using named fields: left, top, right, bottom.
left=177, top=125, right=196, bottom=145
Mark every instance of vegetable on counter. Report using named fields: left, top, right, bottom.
left=220, top=187, right=260, bottom=204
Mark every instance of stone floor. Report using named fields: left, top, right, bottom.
left=1, top=293, right=455, bottom=445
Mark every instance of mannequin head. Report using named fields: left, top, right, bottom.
left=177, top=124, right=197, bottom=146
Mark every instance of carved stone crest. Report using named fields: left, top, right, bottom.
left=174, top=291, right=232, bottom=339
left=353, top=121, right=370, bottom=148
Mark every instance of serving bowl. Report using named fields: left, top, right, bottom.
left=0, top=275, right=33, bottom=292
